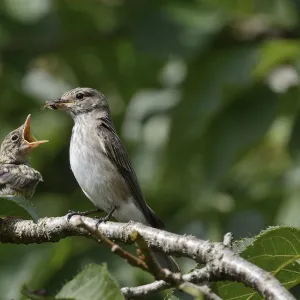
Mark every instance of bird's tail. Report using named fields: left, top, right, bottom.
left=151, top=250, right=180, bottom=273
left=145, top=207, right=180, bottom=272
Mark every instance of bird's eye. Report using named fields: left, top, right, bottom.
left=11, top=134, right=19, bottom=142
left=76, top=93, right=84, bottom=100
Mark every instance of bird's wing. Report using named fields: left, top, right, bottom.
left=96, top=117, right=164, bottom=229
left=0, top=164, right=20, bottom=186
left=0, top=164, right=42, bottom=190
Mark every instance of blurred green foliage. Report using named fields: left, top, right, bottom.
left=1, top=0, right=300, bottom=299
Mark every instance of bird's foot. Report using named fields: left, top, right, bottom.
left=66, top=208, right=103, bottom=221
left=95, top=205, right=118, bottom=228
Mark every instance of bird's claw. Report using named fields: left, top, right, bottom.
left=95, top=215, right=110, bottom=228
left=66, top=208, right=104, bottom=222
left=66, top=206, right=117, bottom=225
left=95, top=205, right=118, bottom=228
left=95, top=218, right=104, bottom=228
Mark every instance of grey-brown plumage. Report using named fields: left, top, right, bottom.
left=0, top=115, right=48, bottom=198
left=0, top=164, right=43, bottom=199
left=44, top=87, right=180, bottom=273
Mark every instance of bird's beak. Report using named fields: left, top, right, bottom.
left=23, top=115, right=48, bottom=149
left=43, top=98, right=74, bottom=110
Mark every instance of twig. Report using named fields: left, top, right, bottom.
left=130, top=230, right=165, bottom=279
left=121, top=267, right=212, bottom=299
left=78, top=218, right=148, bottom=272
left=80, top=219, right=189, bottom=297
left=223, top=232, right=233, bottom=248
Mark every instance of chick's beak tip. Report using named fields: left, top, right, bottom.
left=23, top=115, right=49, bottom=148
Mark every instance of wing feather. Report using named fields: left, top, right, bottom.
left=0, top=164, right=20, bottom=187
left=97, top=117, right=164, bottom=228
left=0, top=164, right=42, bottom=191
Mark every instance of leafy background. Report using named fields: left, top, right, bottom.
left=1, top=0, right=300, bottom=299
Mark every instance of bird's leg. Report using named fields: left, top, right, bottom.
left=95, top=205, right=118, bottom=227
left=66, top=208, right=103, bottom=221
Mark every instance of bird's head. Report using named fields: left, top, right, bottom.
left=0, top=115, right=48, bottom=164
left=44, top=87, right=109, bottom=118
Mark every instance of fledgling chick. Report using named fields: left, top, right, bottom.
left=0, top=115, right=48, bottom=198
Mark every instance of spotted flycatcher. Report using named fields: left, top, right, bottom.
left=45, top=87, right=179, bottom=272
left=0, top=115, right=48, bottom=198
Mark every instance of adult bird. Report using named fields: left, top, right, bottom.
left=44, top=87, right=180, bottom=272
left=0, top=115, right=48, bottom=198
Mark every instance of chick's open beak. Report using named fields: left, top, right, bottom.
left=23, top=114, right=48, bottom=149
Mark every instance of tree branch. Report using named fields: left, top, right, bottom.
left=121, top=267, right=214, bottom=299
left=0, top=215, right=296, bottom=300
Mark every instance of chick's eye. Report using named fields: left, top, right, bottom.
left=11, top=134, right=19, bottom=142
left=76, top=93, right=84, bottom=100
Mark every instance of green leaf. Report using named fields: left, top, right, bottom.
left=164, top=292, right=180, bottom=300
left=0, top=196, right=39, bottom=222
left=179, top=283, right=204, bottom=299
left=216, top=226, right=300, bottom=299
left=56, top=264, right=125, bottom=300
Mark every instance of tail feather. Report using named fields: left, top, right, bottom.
left=145, top=207, right=180, bottom=273
left=151, top=250, right=180, bottom=273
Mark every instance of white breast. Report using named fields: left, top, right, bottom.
left=69, top=123, right=147, bottom=224
left=70, top=124, right=113, bottom=211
